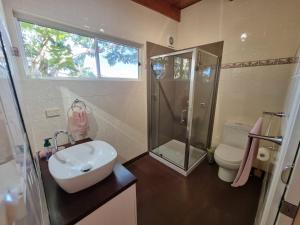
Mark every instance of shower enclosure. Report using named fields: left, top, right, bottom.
left=148, top=47, right=221, bottom=175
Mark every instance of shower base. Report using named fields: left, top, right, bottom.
left=150, top=139, right=206, bottom=176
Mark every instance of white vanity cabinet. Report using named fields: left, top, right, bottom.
left=76, top=185, right=137, bottom=225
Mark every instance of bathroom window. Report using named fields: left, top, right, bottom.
left=174, top=56, right=191, bottom=80
left=18, top=20, right=140, bottom=79
left=97, top=39, right=139, bottom=79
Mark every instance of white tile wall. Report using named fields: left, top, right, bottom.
left=213, top=64, right=293, bottom=144
left=2, top=0, right=178, bottom=162
left=177, top=0, right=300, bottom=146
left=21, top=79, right=147, bottom=162
left=2, top=0, right=299, bottom=163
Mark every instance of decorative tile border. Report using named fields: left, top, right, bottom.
left=221, top=56, right=300, bottom=69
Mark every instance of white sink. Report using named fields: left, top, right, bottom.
left=48, top=140, right=117, bottom=193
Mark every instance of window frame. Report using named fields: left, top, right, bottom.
left=96, top=38, right=141, bottom=80
left=14, top=12, right=142, bottom=80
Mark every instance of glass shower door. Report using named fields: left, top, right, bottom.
left=188, top=49, right=220, bottom=169
left=150, top=49, right=196, bottom=169
left=0, top=26, right=50, bottom=224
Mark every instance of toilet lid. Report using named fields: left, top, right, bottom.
left=215, top=144, right=245, bottom=164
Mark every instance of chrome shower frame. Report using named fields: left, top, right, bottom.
left=148, top=47, right=221, bottom=174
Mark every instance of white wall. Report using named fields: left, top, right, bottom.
left=2, top=0, right=178, bottom=162
left=2, top=0, right=299, bottom=163
left=177, top=0, right=300, bottom=145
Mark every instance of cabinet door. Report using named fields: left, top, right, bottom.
left=76, top=185, right=137, bottom=225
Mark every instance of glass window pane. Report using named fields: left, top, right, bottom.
left=19, top=21, right=97, bottom=78
left=97, top=39, right=139, bottom=79
left=174, top=56, right=191, bottom=80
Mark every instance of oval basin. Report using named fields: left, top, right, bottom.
left=48, top=140, right=117, bottom=193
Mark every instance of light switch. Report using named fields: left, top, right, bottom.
left=45, top=108, right=61, bottom=118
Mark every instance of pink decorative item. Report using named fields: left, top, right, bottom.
left=68, top=110, right=89, bottom=139
left=38, top=150, right=48, bottom=159
left=231, top=117, right=263, bottom=187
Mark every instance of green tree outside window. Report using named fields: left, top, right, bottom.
left=19, top=21, right=139, bottom=79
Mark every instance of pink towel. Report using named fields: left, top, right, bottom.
left=231, top=117, right=263, bottom=187
left=68, top=110, right=89, bottom=139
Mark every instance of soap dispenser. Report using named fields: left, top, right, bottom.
left=43, top=138, right=52, bottom=160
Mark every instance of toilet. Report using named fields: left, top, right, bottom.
left=214, top=122, right=251, bottom=182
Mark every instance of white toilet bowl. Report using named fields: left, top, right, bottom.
left=214, top=144, right=244, bottom=182
left=214, top=122, right=250, bottom=182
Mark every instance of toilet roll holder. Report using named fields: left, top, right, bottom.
left=248, top=111, right=285, bottom=146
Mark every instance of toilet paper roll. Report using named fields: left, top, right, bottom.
left=257, top=147, right=270, bottom=162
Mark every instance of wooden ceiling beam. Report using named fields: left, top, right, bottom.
left=131, top=0, right=181, bottom=22
left=177, top=0, right=202, bottom=9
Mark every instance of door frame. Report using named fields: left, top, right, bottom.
left=276, top=141, right=300, bottom=225
left=257, top=61, right=300, bottom=225
left=184, top=48, right=198, bottom=170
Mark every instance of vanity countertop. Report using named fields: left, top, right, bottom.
left=38, top=138, right=137, bottom=225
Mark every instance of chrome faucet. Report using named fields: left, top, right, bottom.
left=53, top=130, right=76, bottom=153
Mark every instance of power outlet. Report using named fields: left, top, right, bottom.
left=45, top=108, right=61, bottom=118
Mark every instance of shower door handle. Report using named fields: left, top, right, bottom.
left=180, top=109, right=187, bottom=123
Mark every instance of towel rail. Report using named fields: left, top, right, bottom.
left=248, top=111, right=285, bottom=145
left=71, top=99, right=87, bottom=111
left=263, top=111, right=286, bottom=117
left=248, top=133, right=283, bottom=145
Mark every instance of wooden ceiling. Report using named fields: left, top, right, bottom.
left=131, top=0, right=202, bottom=22
left=165, top=0, right=202, bottom=9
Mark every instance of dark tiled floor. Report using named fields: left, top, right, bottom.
left=126, top=155, right=262, bottom=225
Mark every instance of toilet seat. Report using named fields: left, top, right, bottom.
left=214, top=144, right=244, bottom=165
